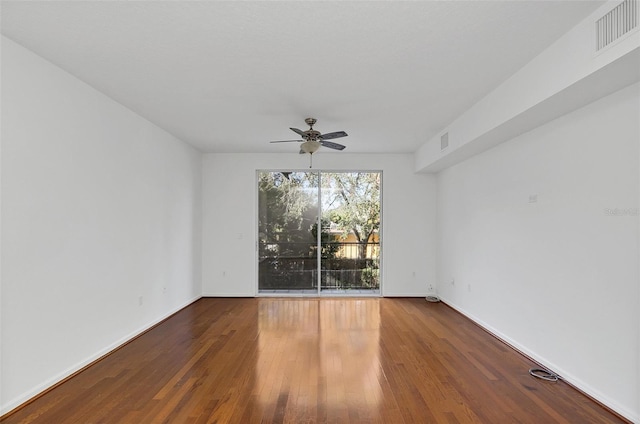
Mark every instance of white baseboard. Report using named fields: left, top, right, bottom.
left=0, top=295, right=202, bottom=417
left=439, top=297, right=638, bottom=423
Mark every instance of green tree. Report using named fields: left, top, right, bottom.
left=310, top=217, right=340, bottom=259
left=258, top=172, right=317, bottom=257
left=323, top=172, right=381, bottom=260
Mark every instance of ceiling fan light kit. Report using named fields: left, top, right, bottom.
left=301, top=140, right=321, bottom=154
left=269, top=118, right=347, bottom=167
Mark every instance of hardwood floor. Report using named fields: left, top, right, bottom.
left=1, top=298, right=628, bottom=423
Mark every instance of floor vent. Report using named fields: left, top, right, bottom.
left=596, top=0, right=638, bottom=51
left=440, top=132, right=449, bottom=151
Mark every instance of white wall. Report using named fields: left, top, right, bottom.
left=436, top=83, right=639, bottom=421
left=416, top=0, right=640, bottom=173
left=0, top=37, right=202, bottom=414
left=202, top=153, right=436, bottom=297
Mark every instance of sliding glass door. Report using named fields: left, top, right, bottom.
left=257, top=171, right=381, bottom=295
left=319, top=172, right=380, bottom=293
left=258, top=172, right=319, bottom=293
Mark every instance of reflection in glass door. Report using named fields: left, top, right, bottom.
left=258, top=171, right=381, bottom=295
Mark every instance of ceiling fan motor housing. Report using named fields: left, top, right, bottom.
left=305, top=130, right=321, bottom=141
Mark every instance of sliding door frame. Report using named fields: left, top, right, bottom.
left=255, top=169, right=383, bottom=297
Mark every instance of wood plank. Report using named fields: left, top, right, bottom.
left=0, top=298, right=630, bottom=423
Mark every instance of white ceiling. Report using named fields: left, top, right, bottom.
left=1, top=1, right=604, bottom=154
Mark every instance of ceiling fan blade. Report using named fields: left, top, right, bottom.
left=320, top=131, right=348, bottom=140
left=290, top=127, right=306, bottom=137
left=269, top=140, right=303, bottom=143
left=320, top=140, right=346, bottom=150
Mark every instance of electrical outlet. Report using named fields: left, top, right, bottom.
left=138, top=296, right=143, bottom=306
left=467, top=284, right=471, bottom=292
left=451, top=279, right=455, bottom=286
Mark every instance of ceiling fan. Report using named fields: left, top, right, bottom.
left=269, top=118, right=347, bottom=167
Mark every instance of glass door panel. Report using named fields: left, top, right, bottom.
left=320, top=172, right=381, bottom=294
left=258, top=171, right=319, bottom=293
